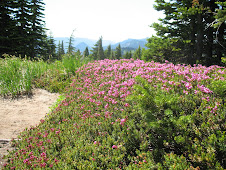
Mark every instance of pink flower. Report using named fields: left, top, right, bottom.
left=121, top=119, right=126, bottom=123
left=40, top=152, right=46, bottom=158
left=104, top=103, right=109, bottom=109
left=124, top=103, right=129, bottom=107
left=112, top=145, right=117, bottom=149
left=183, top=90, right=188, bottom=95
left=55, top=130, right=60, bottom=134
left=94, top=141, right=97, bottom=144
left=120, top=118, right=127, bottom=126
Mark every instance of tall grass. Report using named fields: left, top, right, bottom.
left=0, top=54, right=93, bottom=97
left=62, top=54, right=92, bottom=76
left=0, top=55, right=48, bottom=97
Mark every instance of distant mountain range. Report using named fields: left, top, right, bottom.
left=54, top=37, right=148, bottom=52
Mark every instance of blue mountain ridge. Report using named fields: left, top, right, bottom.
left=54, top=37, right=148, bottom=52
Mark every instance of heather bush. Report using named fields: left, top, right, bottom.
left=3, top=59, right=225, bottom=169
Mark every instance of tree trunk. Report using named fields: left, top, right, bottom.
left=196, top=13, right=204, bottom=62
left=216, top=22, right=225, bottom=65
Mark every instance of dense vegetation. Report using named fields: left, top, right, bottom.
left=143, top=0, right=226, bottom=66
left=0, top=0, right=57, bottom=59
left=1, top=1, right=225, bottom=66
left=2, top=58, right=225, bottom=169
left=0, top=54, right=92, bottom=97
left=1, top=0, right=226, bottom=169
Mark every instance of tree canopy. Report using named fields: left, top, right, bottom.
left=0, top=0, right=55, bottom=59
left=145, top=0, right=226, bottom=66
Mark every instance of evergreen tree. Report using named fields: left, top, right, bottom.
left=133, top=45, right=142, bottom=59
left=57, top=41, right=61, bottom=57
left=111, top=51, right=115, bottom=60
left=91, top=37, right=104, bottom=60
left=61, top=40, right=65, bottom=55
left=57, top=41, right=64, bottom=59
left=41, top=34, right=56, bottom=60
left=124, top=50, right=132, bottom=59
left=75, top=49, right=81, bottom=56
left=0, top=0, right=17, bottom=56
left=148, top=0, right=226, bottom=65
left=115, top=44, right=122, bottom=59
left=104, top=44, right=111, bottom=59
left=97, top=36, right=104, bottom=60
left=83, top=47, right=89, bottom=57
left=28, top=0, right=46, bottom=57
left=91, top=40, right=98, bottom=60
left=14, top=0, right=31, bottom=57
left=67, top=29, right=75, bottom=54
left=0, top=0, right=52, bottom=58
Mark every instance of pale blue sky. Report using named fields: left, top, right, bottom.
left=43, top=0, right=164, bottom=42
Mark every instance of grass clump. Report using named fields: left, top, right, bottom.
left=3, top=59, right=226, bottom=169
left=0, top=55, right=48, bottom=97
left=0, top=54, right=93, bottom=97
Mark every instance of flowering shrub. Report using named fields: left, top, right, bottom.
left=3, top=59, right=225, bottom=169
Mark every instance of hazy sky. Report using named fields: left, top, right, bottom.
left=43, top=0, right=164, bottom=42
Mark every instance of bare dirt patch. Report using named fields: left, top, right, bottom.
left=0, top=88, right=60, bottom=168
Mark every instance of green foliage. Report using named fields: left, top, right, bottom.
left=144, top=36, right=178, bottom=62
left=126, top=76, right=225, bottom=169
left=34, top=54, right=92, bottom=93
left=214, top=2, right=226, bottom=28
left=104, top=44, right=112, bottom=59
left=115, top=44, right=122, bottom=59
left=91, top=37, right=105, bottom=60
left=83, top=47, right=89, bottom=57
left=133, top=45, right=142, bottom=60
left=208, top=79, right=226, bottom=99
left=2, top=59, right=225, bottom=169
left=0, top=53, right=93, bottom=97
left=0, top=55, right=48, bottom=97
left=124, top=51, right=132, bottom=59
left=0, top=0, right=56, bottom=58
left=151, top=0, right=226, bottom=66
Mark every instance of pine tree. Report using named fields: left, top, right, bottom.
left=83, top=47, right=89, bottom=57
left=57, top=41, right=62, bottom=59
left=91, top=40, right=98, bottom=60
left=41, top=34, right=56, bottom=60
left=14, top=0, right=31, bottom=57
left=61, top=40, right=65, bottom=55
left=149, top=0, right=226, bottom=65
left=67, top=29, right=75, bottom=54
left=97, top=36, right=104, bottom=60
left=28, top=0, right=46, bottom=58
left=1, top=0, right=51, bottom=58
left=115, top=44, right=122, bottom=59
left=91, top=37, right=104, bottom=60
left=124, top=50, right=132, bottom=59
left=56, top=40, right=65, bottom=59
left=104, top=45, right=111, bottom=59
left=133, top=45, right=142, bottom=59
left=111, top=51, right=115, bottom=59
left=0, top=0, right=17, bottom=56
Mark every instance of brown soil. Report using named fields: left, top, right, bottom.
left=0, top=88, right=60, bottom=168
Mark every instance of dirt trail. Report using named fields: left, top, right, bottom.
left=0, top=88, right=60, bottom=168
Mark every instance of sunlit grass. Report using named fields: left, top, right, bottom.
left=0, top=54, right=93, bottom=97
